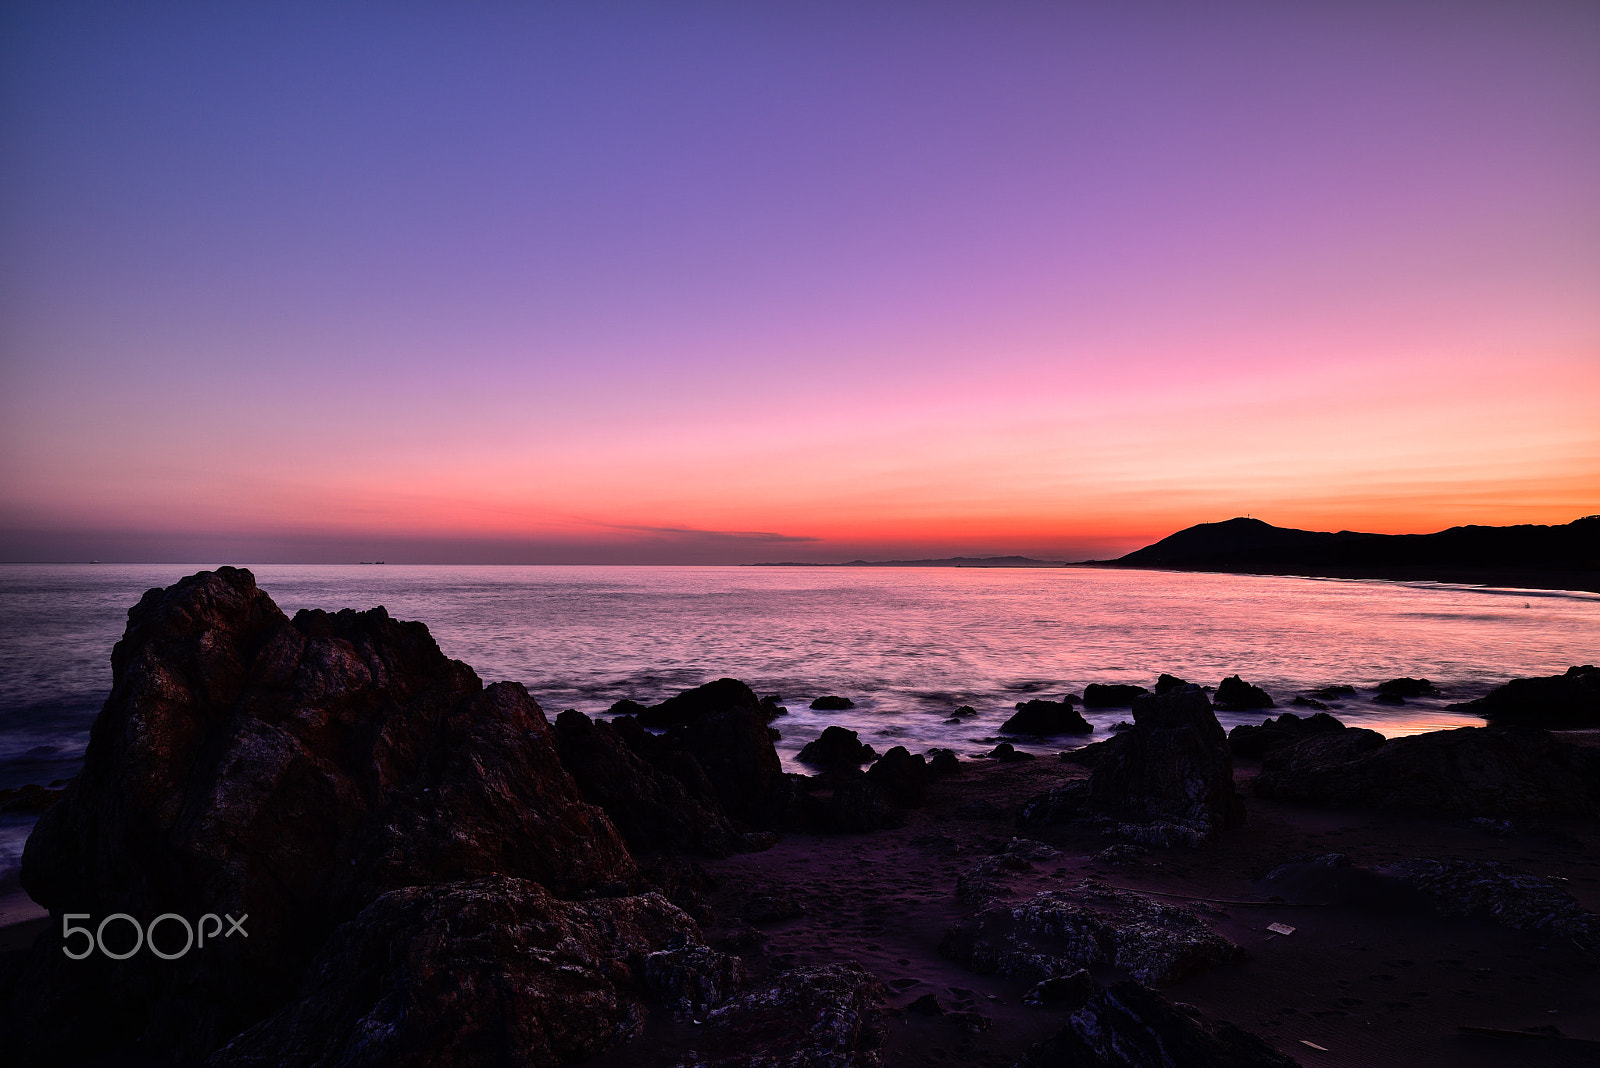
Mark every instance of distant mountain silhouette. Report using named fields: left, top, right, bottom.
left=1102, top=516, right=1600, bottom=592
left=750, top=555, right=1059, bottom=568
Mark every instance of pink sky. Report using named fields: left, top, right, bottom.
left=1, top=3, right=1596, bottom=562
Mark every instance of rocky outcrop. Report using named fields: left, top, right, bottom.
left=941, top=882, right=1243, bottom=986
left=644, top=944, right=748, bottom=1021
left=1154, top=673, right=1191, bottom=695
left=1227, top=711, right=1347, bottom=759
left=1083, top=683, right=1149, bottom=708
left=1449, top=665, right=1600, bottom=728
left=673, top=961, right=886, bottom=1067
left=809, top=695, right=856, bottom=711
left=13, top=568, right=634, bottom=1064
left=865, top=745, right=928, bottom=808
left=612, top=679, right=794, bottom=832
left=1018, top=980, right=1299, bottom=1068
left=627, top=677, right=768, bottom=729
left=1019, top=686, right=1243, bottom=845
left=798, top=726, right=877, bottom=768
left=206, top=877, right=709, bottom=1068
left=1252, top=725, right=1600, bottom=817
left=1002, top=699, right=1093, bottom=736
left=1214, top=674, right=1274, bottom=710
left=1087, top=685, right=1245, bottom=837
left=552, top=708, right=739, bottom=857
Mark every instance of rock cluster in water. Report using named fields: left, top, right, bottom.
left=1450, top=664, right=1600, bottom=728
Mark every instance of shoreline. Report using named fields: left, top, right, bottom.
left=7, top=737, right=1600, bottom=1066
left=1074, top=562, right=1600, bottom=596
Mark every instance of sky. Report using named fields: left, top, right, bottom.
left=1, top=1, right=1596, bottom=564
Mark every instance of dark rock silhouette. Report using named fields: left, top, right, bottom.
left=987, top=742, right=1035, bottom=762
left=1020, top=685, right=1244, bottom=846
left=1310, top=684, right=1356, bottom=699
left=865, top=745, right=929, bottom=807
left=647, top=681, right=794, bottom=832
left=1153, top=673, right=1190, bottom=695
left=552, top=708, right=739, bottom=857
left=13, top=567, right=635, bottom=1064
left=1087, top=685, right=1245, bottom=837
left=797, top=725, right=877, bottom=768
left=1227, top=711, right=1347, bottom=759
left=1253, top=726, right=1600, bottom=816
left=928, top=748, right=963, bottom=776
left=627, top=676, right=768, bottom=729
left=1001, top=698, right=1093, bottom=736
left=1448, top=665, right=1600, bottom=728
left=1082, top=683, right=1149, bottom=707
left=1377, top=676, right=1441, bottom=699
left=1214, top=674, right=1274, bottom=710
left=1017, top=980, right=1299, bottom=1067
left=809, top=694, right=856, bottom=711
left=206, top=877, right=708, bottom=1068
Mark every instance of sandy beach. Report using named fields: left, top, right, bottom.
left=588, top=747, right=1600, bottom=1068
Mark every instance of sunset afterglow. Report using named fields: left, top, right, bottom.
left=2, top=3, right=1596, bottom=562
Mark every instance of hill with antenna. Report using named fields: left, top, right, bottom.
left=1098, top=515, right=1600, bottom=592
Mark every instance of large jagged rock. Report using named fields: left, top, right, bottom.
left=1018, top=980, right=1300, bottom=1068
left=941, top=882, right=1243, bottom=987
left=10, top=568, right=635, bottom=1064
left=607, top=679, right=794, bottom=833
left=1002, top=699, right=1094, bottom=736
left=1227, top=711, right=1347, bottom=759
left=1086, top=685, right=1245, bottom=837
left=206, top=877, right=711, bottom=1068
left=1252, top=725, right=1600, bottom=817
left=553, top=708, right=740, bottom=857
left=1449, top=665, right=1600, bottom=728
left=671, top=961, right=886, bottom=1067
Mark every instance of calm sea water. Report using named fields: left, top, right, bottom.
left=3, top=563, right=1597, bottom=884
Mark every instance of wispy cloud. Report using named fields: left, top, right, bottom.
left=595, top=523, right=820, bottom=544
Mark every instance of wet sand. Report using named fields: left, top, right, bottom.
left=675, top=757, right=1600, bottom=1068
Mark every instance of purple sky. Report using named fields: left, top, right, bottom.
left=2, top=2, right=1596, bottom=563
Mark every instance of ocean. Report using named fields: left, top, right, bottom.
left=3, top=562, right=1598, bottom=886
